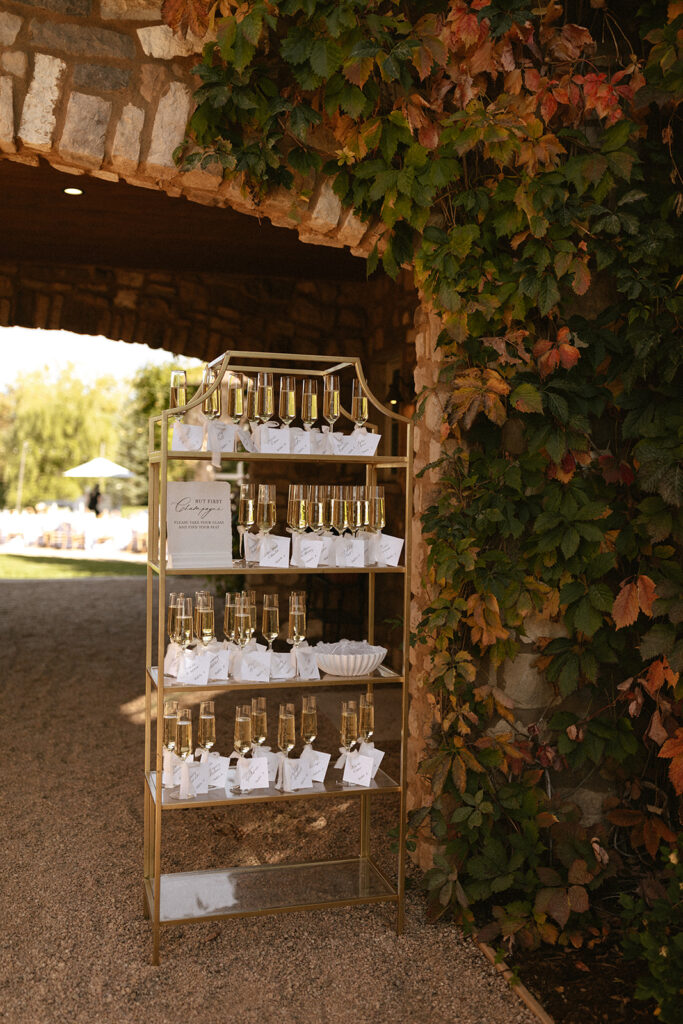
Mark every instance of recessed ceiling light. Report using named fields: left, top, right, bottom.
left=63, top=187, right=83, bottom=196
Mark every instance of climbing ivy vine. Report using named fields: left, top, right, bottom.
left=169, top=0, right=683, bottom=953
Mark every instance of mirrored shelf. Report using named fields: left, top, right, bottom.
left=149, top=451, right=408, bottom=467
left=148, top=562, right=405, bottom=576
left=148, top=664, right=403, bottom=694
left=146, top=768, right=399, bottom=809
left=145, top=858, right=397, bottom=925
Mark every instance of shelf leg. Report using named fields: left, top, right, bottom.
left=359, top=793, right=370, bottom=859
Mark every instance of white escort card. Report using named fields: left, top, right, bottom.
left=238, top=646, right=271, bottom=682
left=289, top=428, right=311, bottom=455
left=299, top=745, right=331, bottom=783
left=358, top=741, right=385, bottom=779
left=237, top=756, right=269, bottom=792
left=342, top=751, right=374, bottom=788
left=208, top=645, right=229, bottom=681
left=175, top=760, right=209, bottom=795
left=236, top=426, right=257, bottom=453
left=207, top=422, right=236, bottom=467
left=207, top=755, right=231, bottom=789
left=253, top=745, right=279, bottom=782
left=258, top=425, right=290, bottom=454
left=318, top=533, right=335, bottom=566
left=171, top=422, right=205, bottom=451
left=244, top=531, right=261, bottom=564
left=282, top=757, right=314, bottom=792
left=163, top=749, right=182, bottom=787
left=376, top=533, right=404, bottom=567
left=269, top=652, right=296, bottom=680
left=350, top=429, right=381, bottom=456
left=309, top=430, right=328, bottom=455
left=335, top=536, right=365, bottom=568
left=259, top=534, right=290, bottom=568
left=291, top=535, right=323, bottom=569
left=164, top=642, right=182, bottom=678
left=176, top=649, right=211, bottom=686
left=295, top=647, right=320, bottom=680
left=167, top=482, right=233, bottom=569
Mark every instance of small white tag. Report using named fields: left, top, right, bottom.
left=327, top=433, right=356, bottom=457
left=377, top=534, right=404, bottom=567
left=208, top=647, right=229, bottom=680
left=295, top=648, right=320, bottom=680
left=299, top=746, right=331, bottom=783
left=163, top=643, right=181, bottom=678
left=291, top=535, right=323, bottom=569
left=236, top=426, right=257, bottom=453
left=259, top=534, right=290, bottom=568
left=259, top=425, right=290, bottom=454
left=342, top=752, right=374, bottom=787
left=358, top=742, right=385, bottom=779
left=239, top=647, right=271, bottom=682
left=270, top=652, right=296, bottom=679
left=253, top=745, right=279, bottom=782
left=244, top=532, right=261, bottom=564
left=207, top=755, right=231, bottom=789
left=350, top=429, right=381, bottom=456
left=318, top=533, right=335, bottom=566
left=207, top=421, right=236, bottom=455
left=164, top=750, right=182, bottom=787
left=335, top=536, right=365, bottom=568
left=289, top=428, right=311, bottom=455
left=176, top=649, right=211, bottom=686
left=171, top=423, right=205, bottom=451
left=309, top=430, right=326, bottom=455
left=284, top=758, right=314, bottom=791
left=174, top=760, right=209, bottom=795
left=237, top=756, right=269, bottom=792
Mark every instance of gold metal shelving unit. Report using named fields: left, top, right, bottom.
left=143, top=351, right=412, bottom=964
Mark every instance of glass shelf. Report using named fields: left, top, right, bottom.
left=147, top=664, right=403, bottom=693
left=148, top=562, right=405, bottom=576
left=150, top=451, right=408, bottom=468
left=145, top=858, right=397, bottom=924
left=146, top=768, right=400, bottom=809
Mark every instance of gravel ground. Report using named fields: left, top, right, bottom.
left=0, top=578, right=537, bottom=1024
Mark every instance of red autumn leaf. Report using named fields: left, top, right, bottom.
left=659, top=729, right=683, bottom=795
left=343, top=57, right=375, bottom=87
left=637, top=575, right=656, bottom=617
left=643, top=660, right=667, bottom=697
left=558, top=341, right=581, bottom=369
left=571, top=260, right=591, bottom=296
left=161, top=0, right=211, bottom=37
left=612, top=582, right=639, bottom=629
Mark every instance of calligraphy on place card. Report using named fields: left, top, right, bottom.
left=171, top=423, right=205, bottom=451
left=253, top=745, right=279, bottom=782
left=259, top=534, right=290, bottom=568
left=342, top=752, right=374, bottom=788
left=295, top=648, right=320, bottom=680
left=358, top=742, right=385, bottom=779
left=237, top=757, right=269, bottom=792
left=270, top=652, right=296, bottom=680
left=208, top=647, right=229, bottom=680
left=289, top=428, right=311, bottom=455
left=291, top=535, right=322, bottom=568
left=244, top=531, right=261, bottom=565
left=299, top=746, right=331, bottom=783
left=377, top=534, right=404, bottom=567
left=259, top=425, right=290, bottom=454
left=335, top=537, right=365, bottom=568
left=176, top=650, right=211, bottom=686
left=207, top=756, right=231, bottom=790
left=207, top=421, right=236, bottom=457
left=350, top=430, right=381, bottom=456
left=239, top=648, right=271, bottom=682
left=283, top=758, right=314, bottom=791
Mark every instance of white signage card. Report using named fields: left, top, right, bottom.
left=208, top=647, right=229, bottom=680
left=342, top=752, right=374, bottom=788
left=289, top=428, right=311, bottom=455
left=237, top=756, right=270, bottom=792
left=270, top=652, right=296, bottom=680
left=207, top=421, right=236, bottom=454
left=358, top=742, right=385, bottom=779
left=253, top=745, right=279, bottom=782
left=259, top=425, right=290, bottom=454
left=238, top=647, right=271, bottom=682
left=335, top=536, right=365, bottom=568
left=167, top=482, right=233, bottom=569
left=318, top=534, right=335, bottom=566
left=299, top=746, right=331, bottom=783
left=173, top=760, right=209, bottom=793
left=171, top=423, right=205, bottom=451
left=283, top=758, right=314, bottom=792
left=236, top=426, right=257, bottom=453
left=295, top=648, right=320, bottom=680
left=244, top=531, right=261, bottom=565
left=350, top=430, right=381, bottom=456
left=176, top=650, right=211, bottom=686
left=377, top=534, right=404, bottom=567
left=259, top=534, right=290, bottom=568
left=207, top=755, right=231, bottom=789
left=163, top=643, right=181, bottom=678
left=291, top=535, right=323, bottom=569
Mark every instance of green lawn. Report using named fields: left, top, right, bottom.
left=0, top=554, right=147, bottom=579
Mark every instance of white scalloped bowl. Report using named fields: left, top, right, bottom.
left=316, top=652, right=386, bottom=677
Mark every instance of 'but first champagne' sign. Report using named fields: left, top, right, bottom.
left=166, top=482, right=233, bottom=569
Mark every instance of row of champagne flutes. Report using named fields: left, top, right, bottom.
left=238, top=483, right=385, bottom=540
left=168, top=590, right=306, bottom=651
left=163, top=692, right=375, bottom=769
left=170, top=370, right=369, bottom=433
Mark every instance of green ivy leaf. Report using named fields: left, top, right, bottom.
left=510, top=383, right=543, bottom=414
left=574, top=597, right=603, bottom=637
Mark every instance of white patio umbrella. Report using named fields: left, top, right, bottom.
left=63, top=456, right=134, bottom=479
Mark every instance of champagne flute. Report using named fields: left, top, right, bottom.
left=202, top=365, right=221, bottom=420
left=244, top=589, right=257, bottom=640
left=307, top=485, right=325, bottom=534
left=256, top=372, right=275, bottom=425
left=243, top=375, right=257, bottom=423
left=367, top=485, right=385, bottom=534
left=223, top=592, right=237, bottom=643
left=169, top=370, right=187, bottom=422
left=251, top=696, right=268, bottom=747
left=288, top=592, right=306, bottom=648
left=323, top=374, right=340, bottom=433
left=339, top=700, right=358, bottom=786
left=198, top=700, right=216, bottom=753
left=329, top=485, right=347, bottom=535
left=346, top=485, right=364, bottom=537
left=322, top=485, right=333, bottom=532
left=278, top=703, right=296, bottom=756
left=287, top=484, right=308, bottom=534
left=301, top=695, right=317, bottom=746
left=195, top=592, right=214, bottom=646
left=257, top=484, right=276, bottom=534
left=279, top=376, right=296, bottom=426
left=163, top=699, right=179, bottom=752
left=359, top=692, right=374, bottom=742
left=234, top=594, right=252, bottom=649
left=167, top=592, right=184, bottom=644
left=238, top=483, right=256, bottom=563
left=262, top=594, right=279, bottom=650
left=177, top=706, right=193, bottom=760
left=226, top=374, right=244, bottom=422
left=231, top=705, right=253, bottom=793
left=176, top=596, right=193, bottom=648
left=351, top=379, right=369, bottom=428
left=301, top=379, right=318, bottom=431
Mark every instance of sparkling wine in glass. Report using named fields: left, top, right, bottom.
left=346, top=485, right=364, bottom=537
left=279, top=376, right=296, bottom=426
left=167, top=592, right=184, bottom=644
left=256, top=372, right=275, bottom=425
left=278, top=703, right=296, bottom=755
left=243, top=375, right=257, bottom=422
left=351, top=379, right=368, bottom=428
left=288, top=592, right=306, bottom=648
left=226, top=374, right=244, bottom=421
left=323, top=374, right=340, bottom=433
left=307, top=485, right=325, bottom=534
left=163, top=699, right=179, bottom=752
left=244, top=589, right=257, bottom=640
left=198, top=700, right=216, bottom=753
left=301, top=695, right=317, bottom=746
left=301, top=379, right=318, bottom=431
left=177, top=596, right=193, bottom=648
left=287, top=484, right=308, bottom=534
left=202, top=365, right=221, bottom=420
left=238, top=483, right=256, bottom=563
left=262, top=594, right=279, bottom=650
left=329, top=485, right=347, bottom=535
left=234, top=594, right=252, bottom=649
left=224, top=593, right=237, bottom=643
left=251, top=697, right=268, bottom=747
left=169, top=370, right=187, bottom=422
left=359, top=692, right=374, bottom=742
left=257, top=484, right=276, bottom=534
left=367, top=485, right=385, bottom=533
left=194, top=591, right=214, bottom=646
left=177, top=706, right=193, bottom=760
left=234, top=705, right=252, bottom=756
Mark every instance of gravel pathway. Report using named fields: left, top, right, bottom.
left=0, top=579, right=536, bottom=1024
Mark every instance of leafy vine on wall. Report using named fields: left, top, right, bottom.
left=168, top=0, right=683, bottom=956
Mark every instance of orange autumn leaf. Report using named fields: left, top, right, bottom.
left=465, top=592, right=509, bottom=647
left=637, top=575, right=656, bottom=617
left=659, top=728, right=683, bottom=795
left=612, top=582, right=639, bottom=629
left=162, top=0, right=211, bottom=36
